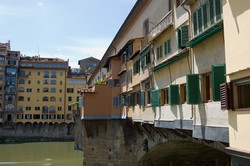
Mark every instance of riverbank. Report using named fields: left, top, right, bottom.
left=0, top=136, right=74, bottom=144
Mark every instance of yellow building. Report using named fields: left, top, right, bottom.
left=222, top=0, right=250, bottom=164
left=16, top=56, right=86, bottom=124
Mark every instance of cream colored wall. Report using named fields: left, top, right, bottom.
left=193, top=31, right=225, bottom=74
left=228, top=110, right=250, bottom=151
left=223, top=0, right=250, bottom=152
left=223, top=0, right=250, bottom=75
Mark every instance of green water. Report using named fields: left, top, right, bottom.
left=0, top=142, right=83, bottom=166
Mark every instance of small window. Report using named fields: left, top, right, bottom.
left=67, top=88, right=74, bottom=93
left=235, top=79, right=250, bottom=109
left=50, top=96, right=56, bottom=102
left=43, top=88, right=49, bottom=93
left=43, top=96, right=49, bottom=102
left=28, top=80, right=31, bottom=84
left=18, top=96, right=24, bottom=101
left=164, top=39, right=171, bottom=55
left=18, top=79, right=25, bottom=84
left=44, top=71, right=49, bottom=78
left=68, top=96, right=72, bottom=102
left=51, top=80, right=56, bottom=85
left=180, top=83, right=187, bottom=104
left=161, top=88, right=169, bottom=106
left=51, top=88, right=56, bottom=93
left=156, top=46, right=163, bottom=59
left=203, top=73, right=212, bottom=102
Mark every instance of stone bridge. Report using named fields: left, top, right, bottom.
left=81, top=119, right=230, bottom=166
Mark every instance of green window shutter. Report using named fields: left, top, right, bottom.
left=151, top=89, right=160, bottom=107
left=125, top=96, right=128, bottom=107
left=181, top=25, right=189, bottom=47
left=178, top=25, right=189, bottom=48
left=130, top=93, right=135, bottom=106
left=186, top=74, right=200, bottom=104
left=212, top=64, right=226, bottom=101
left=140, top=91, right=145, bottom=106
left=169, top=85, right=179, bottom=105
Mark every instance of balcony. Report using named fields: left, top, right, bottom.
left=149, top=11, right=173, bottom=41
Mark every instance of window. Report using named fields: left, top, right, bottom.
left=49, top=114, right=56, bottom=119
left=178, top=25, right=189, bottom=49
left=59, top=89, right=62, bottom=93
left=193, top=0, right=222, bottom=36
left=17, top=114, right=23, bottom=119
left=164, top=39, right=171, bottom=55
left=36, top=63, right=42, bottom=68
left=37, top=80, right=40, bottom=84
left=18, top=96, right=24, bottom=101
left=17, top=106, right=23, bottom=112
left=51, top=71, right=56, bottom=78
left=43, top=79, right=49, bottom=85
left=25, top=114, right=32, bottom=119
left=60, top=81, right=62, bottom=85
left=67, top=88, right=74, bottom=93
left=37, top=88, right=40, bottom=93
left=57, top=114, right=64, bottom=119
left=43, top=96, right=49, bottom=102
left=44, top=71, right=49, bottom=78
left=43, top=88, right=49, bottom=93
left=42, top=106, right=48, bottom=113
left=51, top=80, right=56, bottom=85
left=52, top=64, right=58, bottom=68
left=8, top=60, right=16, bottom=66
left=156, top=46, right=163, bottom=59
left=35, top=107, right=40, bottom=111
left=186, top=74, right=200, bottom=104
left=58, top=107, right=62, bottom=111
left=27, top=97, right=30, bottom=101
left=6, top=68, right=17, bottom=76
left=49, top=106, right=56, bottom=113
left=60, top=72, right=63, bottom=76
left=133, top=60, right=140, bottom=75
left=68, top=105, right=72, bottom=111
left=33, top=114, right=40, bottom=119
left=50, top=96, right=56, bottom=102
left=27, top=88, right=32, bottom=92
left=202, top=73, right=212, bottom=102
left=44, top=64, right=50, bottom=68
left=0, top=57, right=5, bottom=62
left=51, top=88, right=56, bottom=93
left=18, top=87, right=24, bottom=92
left=236, top=81, right=250, bottom=109
left=68, top=97, right=72, bottom=102
left=141, top=50, right=151, bottom=69
left=38, top=72, right=40, bottom=76
left=151, top=90, right=160, bottom=107
left=59, top=98, right=62, bottom=102
left=146, top=90, right=151, bottom=105
left=169, top=85, right=180, bottom=105
left=180, top=83, right=187, bottom=104
left=18, top=79, right=25, bottom=84
left=161, top=88, right=169, bottom=106
left=42, top=114, right=48, bottom=119
left=127, top=70, right=132, bottom=84
left=28, top=80, right=31, bottom=84
left=143, top=18, right=149, bottom=36
left=26, top=107, right=31, bottom=111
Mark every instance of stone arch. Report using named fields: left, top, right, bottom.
left=15, top=122, right=24, bottom=135
left=53, top=122, right=59, bottom=136
left=68, top=122, right=74, bottom=136
left=59, top=122, right=67, bottom=136
left=24, top=122, right=32, bottom=136
left=32, top=122, right=39, bottom=135
left=138, top=141, right=230, bottom=165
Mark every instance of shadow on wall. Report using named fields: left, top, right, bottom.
left=227, top=0, right=250, bottom=33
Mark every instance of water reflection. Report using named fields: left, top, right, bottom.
left=0, top=142, right=82, bottom=166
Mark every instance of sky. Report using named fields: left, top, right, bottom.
left=0, top=0, right=136, bottom=68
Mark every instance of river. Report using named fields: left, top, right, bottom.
left=0, top=142, right=83, bottom=166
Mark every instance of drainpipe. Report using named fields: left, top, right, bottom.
left=182, top=1, right=195, bottom=120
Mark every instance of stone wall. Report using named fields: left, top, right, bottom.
left=0, top=122, right=74, bottom=142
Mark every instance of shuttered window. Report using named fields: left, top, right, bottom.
left=140, top=91, right=145, bottom=106
left=220, top=83, right=231, bottom=110
left=212, top=64, right=226, bottom=101
left=193, top=0, right=222, bottom=37
left=169, top=85, right=179, bottom=105
left=164, top=39, right=171, bottom=55
left=133, top=60, right=140, bottom=75
left=178, top=25, right=189, bottom=49
left=151, top=89, right=160, bottom=107
left=186, top=74, right=200, bottom=104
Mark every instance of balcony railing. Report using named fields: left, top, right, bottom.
left=149, top=11, right=173, bottom=41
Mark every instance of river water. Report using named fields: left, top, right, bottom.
left=0, top=142, right=83, bottom=166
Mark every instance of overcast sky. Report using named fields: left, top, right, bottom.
left=0, top=0, right=136, bottom=68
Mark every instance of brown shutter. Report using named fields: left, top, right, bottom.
left=220, top=83, right=231, bottom=110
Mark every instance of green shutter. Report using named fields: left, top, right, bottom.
left=212, top=64, right=226, bottom=101
left=181, top=25, right=189, bottom=47
left=130, top=93, right=135, bottom=106
left=169, top=85, right=179, bottom=105
left=151, top=89, right=160, bottom=107
left=140, top=91, right=145, bottom=106
left=125, top=96, right=128, bottom=107
left=186, top=74, right=200, bottom=104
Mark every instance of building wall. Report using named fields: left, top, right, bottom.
left=223, top=0, right=250, bottom=153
